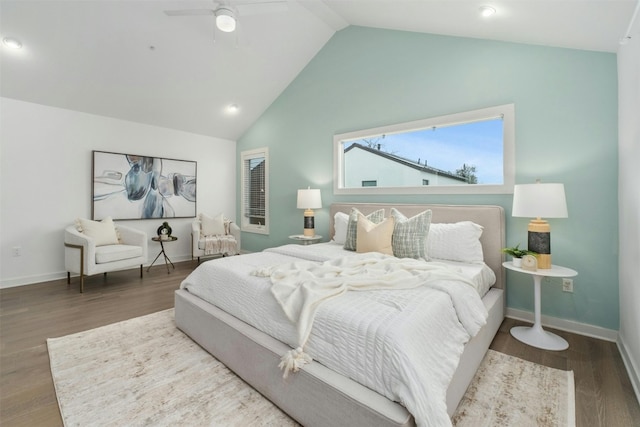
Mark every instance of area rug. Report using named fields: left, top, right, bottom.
left=48, top=309, right=575, bottom=427
left=452, top=350, right=575, bottom=427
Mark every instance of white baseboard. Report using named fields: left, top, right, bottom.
left=0, top=272, right=65, bottom=289
left=617, top=335, right=640, bottom=404
left=0, top=255, right=195, bottom=289
left=506, top=308, right=618, bottom=342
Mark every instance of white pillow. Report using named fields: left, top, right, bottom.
left=332, top=212, right=349, bottom=244
left=200, top=213, right=225, bottom=236
left=356, top=214, right=394, bottom=255
left=75, top=217, right=119, bottom=246
left=426, top=221, right=484, bottom=264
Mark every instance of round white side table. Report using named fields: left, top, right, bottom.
left=503, top=261, right=577, bottom=351
left=288, top=234, right=322, bottom=245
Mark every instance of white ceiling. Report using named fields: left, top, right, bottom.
left=1, top=0, right=637, bottom=141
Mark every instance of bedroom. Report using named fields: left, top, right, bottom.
left=1, top=0, right=639, bottom=425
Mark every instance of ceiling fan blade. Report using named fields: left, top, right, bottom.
left=235, top=1, right=288, bottom=16
left=164, top=9, right=215, bottom=17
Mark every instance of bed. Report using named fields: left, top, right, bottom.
left=175, top=203, right=505, bottom=427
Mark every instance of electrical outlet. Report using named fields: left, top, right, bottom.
left=562, top=278, right=573, bottom=293
left=12, top=246, right=21, bottom=257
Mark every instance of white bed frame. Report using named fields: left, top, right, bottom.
left=175, top=203, right=505, bottom=426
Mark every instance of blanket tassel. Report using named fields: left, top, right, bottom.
left=278, top=347, right=312, bottom=378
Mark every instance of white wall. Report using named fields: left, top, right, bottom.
left=617, top=35, right=640, bottom=399
left=0, top=98, right=236, bottom=288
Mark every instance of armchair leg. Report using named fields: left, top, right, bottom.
left=140, top=265, right=143, bottom=278
left=65, top=242, right=84, bottom=293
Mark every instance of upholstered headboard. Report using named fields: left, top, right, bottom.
left=329, top=203, right=506, bottom=290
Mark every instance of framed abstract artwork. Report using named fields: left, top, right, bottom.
left=92, top=151, right=197, bottom=220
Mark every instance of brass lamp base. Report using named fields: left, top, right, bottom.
left=303, top=208, right=315, bottom=237
left=528, top=218, right=551, bottom=269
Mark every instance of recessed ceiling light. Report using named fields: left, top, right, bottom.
left=226, top=104, right=240, bottom=113
left=2, top=37, right=23, bottom=49
left=479, top=6, right=496, bottom=17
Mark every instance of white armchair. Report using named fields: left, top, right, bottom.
left=192, top=213, right=241, bottom=263
left=64, top=220, right=148, bottom=293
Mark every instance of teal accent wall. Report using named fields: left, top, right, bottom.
left=237, top=26, right=619, bottom=330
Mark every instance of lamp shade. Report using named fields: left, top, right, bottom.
left=297, top=189, right=322, bottom=209
left=512, top=183, right=568, bottom=219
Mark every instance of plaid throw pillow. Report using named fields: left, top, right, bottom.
left=390, top=208, right=432, bottom=259
left=343, top=208, right=385, bottom=251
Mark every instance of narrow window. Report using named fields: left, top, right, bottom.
left=422, top=179, right=430, bottom=186
left=241, top=148, right=269, bottom=234
left=362, top=180, right=377, bottom=187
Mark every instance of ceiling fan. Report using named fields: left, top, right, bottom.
left=164, top=0, right=288, bottom=33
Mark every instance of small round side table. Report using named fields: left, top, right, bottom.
left=148, top=236, right=178, bottom=274
left=288, top=234, right=322, bottom=245
left=503, top=261, right=577, bottom=351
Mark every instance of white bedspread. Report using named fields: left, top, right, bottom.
left=181, top=245, right=489, bottom=427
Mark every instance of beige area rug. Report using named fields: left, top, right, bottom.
left=48, top=309, right=575, bottom=427
left=452, top=350, right=575, bottom=427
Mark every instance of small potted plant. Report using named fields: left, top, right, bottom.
left=501, top=244, right=535, bottom=267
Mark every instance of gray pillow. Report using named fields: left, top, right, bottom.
left=391, top=208, right=432, bottom=259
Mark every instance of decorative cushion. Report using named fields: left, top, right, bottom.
left=95, top=244, right=143, bottom=264
left=201, top=213, right=225, bottom=236
left=344, top=208, right=385, bottom=251
left=426, top=221, right=485, bottom=263
left=356, top=214, right=395, bottom=255
left=390, top=208, right=432, bottom=259
left=332, top=212, right=349, bottom=244
left=75, top=217, right=119, bottom=246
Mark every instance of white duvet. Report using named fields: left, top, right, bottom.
left=180, top=244, right=490, bottom=427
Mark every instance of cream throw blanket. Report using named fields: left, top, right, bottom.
left=204, top=235, right=237, bottom=256
left=253, top=253, right=478, bottom=377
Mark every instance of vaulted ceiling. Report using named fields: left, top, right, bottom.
left=1, top=0, right=636, bottom=140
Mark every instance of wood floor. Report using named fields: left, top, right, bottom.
left=1, top=261, right=639, bottom=427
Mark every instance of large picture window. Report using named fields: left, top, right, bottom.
left=333, top=104, right=515, bottom=195
left=241, top=148, right=269, bottom=234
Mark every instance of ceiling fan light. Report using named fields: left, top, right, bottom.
left=479, top=6, right=496, bottom=17
left=215, top=8, right=236, bottom=32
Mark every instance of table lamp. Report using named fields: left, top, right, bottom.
left=512, top=181, right=568, bottom=269
left=297, top=188, right=322, bottom=237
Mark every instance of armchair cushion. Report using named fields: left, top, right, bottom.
left=200, top=213, right=225, bottom=236
left=75, top=217, right=119, bottom=246
left=95, top=244, right=144, bottom=264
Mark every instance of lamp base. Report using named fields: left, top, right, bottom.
left=303, top=209, right=315, bottom=237
left=528, top=219, right=551, bottom=269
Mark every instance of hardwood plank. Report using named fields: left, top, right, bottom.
left=1, top=260, right=638, bottom=426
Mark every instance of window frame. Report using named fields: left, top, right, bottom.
left=333, top=104, right=515, bottom=195
left=240, top=147, right=269, bottom=235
